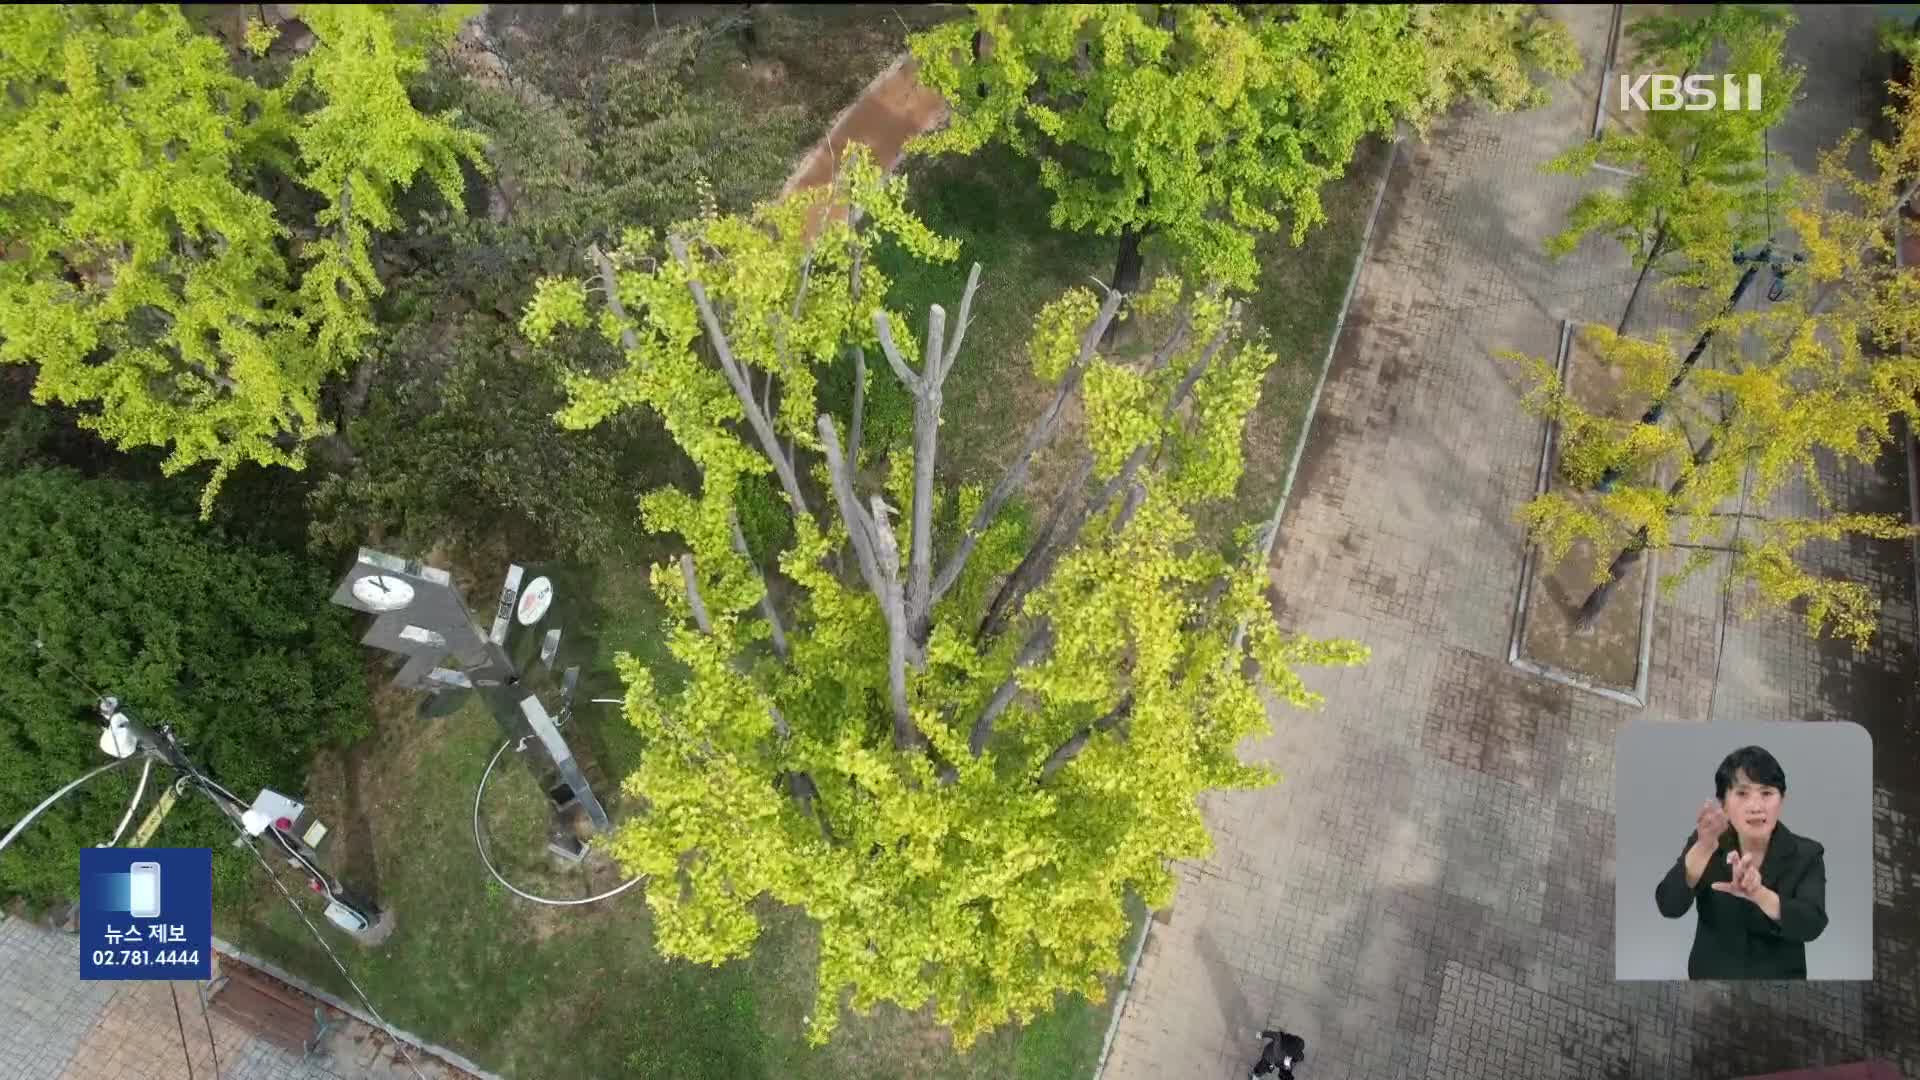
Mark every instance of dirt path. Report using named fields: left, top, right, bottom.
left=779, top=52, right=950, bottom=228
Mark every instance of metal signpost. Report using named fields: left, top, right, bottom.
left=329, top=549, right=609, bottom=859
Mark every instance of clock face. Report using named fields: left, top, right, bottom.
left=351, top=574, right=415, bottom=612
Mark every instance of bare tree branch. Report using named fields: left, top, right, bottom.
left=679, top=552, right=828, bottom=835
left=817, top=413, right=886, bottom=597
left=942, top=262, right=984, bottom=377
left=979, top=308, right=1238, bottom=641
left=930, top=289, right=1130, bottom=608
left=847, top=243, right=868, bottom=469
left=868, top=494, right=926, bottom=752
left=973, top=455, right=1093, bottom=648
left=968, top=620, right=1053, bottom=757
left=588, top=242, right=643, bottom=353
left=669, top=235, right=812, bottom=519
left=1116, top=480, right=1148, bottom=532
left=906, top=304, right=947, bottom=636
left=730, top=513, right=789, bottom=662
left=790, top=250, right=816, bottom=325
left=1039, top=693, right=1133, bottom=781
left=680, top=554, right=712, bottom=632
left=849, top=344, right=868, bottom=467
left=873, top=307, right=925, bottom=393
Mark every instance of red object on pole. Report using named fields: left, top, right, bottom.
left=275, top=816, right=293, bottom=832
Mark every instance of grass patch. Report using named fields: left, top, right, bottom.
left=847, top=136, right=1390, bottom=549
left=1224, top=137, right=1394, bottom=541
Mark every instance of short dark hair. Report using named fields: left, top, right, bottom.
left=1715, top=746, right=1787, bottom=800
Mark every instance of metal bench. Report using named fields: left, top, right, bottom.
left=204, top=957, right=338, bottom=1063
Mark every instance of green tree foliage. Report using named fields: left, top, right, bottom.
left=0, top=4, right=483, bottom=514
left=522, top=150, right=1367, bottom=1047
left=0, top=468, right=369, bottom=906
left=907, top=4, right=1578, bottom=291
left=306, top=19, right=817, bottom=558
left=305, top=308, right=648, bottom=561
left=1544, top=5, right=1802, bottom=333
left=1509, top=84, right=1920, bottom=647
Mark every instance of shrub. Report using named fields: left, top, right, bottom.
left=0, top=469, right=370, bottom=907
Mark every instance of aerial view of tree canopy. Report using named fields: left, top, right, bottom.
left=909, top=4, right=1579, bottom=291
left=522, top=147, right=1368, bottom=1046
left=0, top=4, right=483, bottom=513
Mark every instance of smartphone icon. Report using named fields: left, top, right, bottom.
left=128, top=862, right=161, bottom=919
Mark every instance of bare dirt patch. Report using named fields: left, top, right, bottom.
left=1516, top=326, right=1653, bottom=694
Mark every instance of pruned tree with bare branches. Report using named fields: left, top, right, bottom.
left=521, top=145, right=1366, bottom=1048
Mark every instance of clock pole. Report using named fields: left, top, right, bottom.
left=329, top=549, right=613, bottom=862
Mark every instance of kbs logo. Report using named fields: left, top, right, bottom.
left=1618, top=73, right=1763, bottom=112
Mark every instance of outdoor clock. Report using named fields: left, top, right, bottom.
left=351, top=574, right=415, bottom=612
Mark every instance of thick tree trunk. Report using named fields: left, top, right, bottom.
left=971, top=28, right=988, bottom=98
left=1113, top=226, right=1146, bottom=296
left=1575, top=433, right=1718, bottom=628
left=1571, top=541, right=1645, bottom=631
left=1617, top=225, right=1666, bottom=337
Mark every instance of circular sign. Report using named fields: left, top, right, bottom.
left=351, top=574, right=414, bottom=612
left=517, top=575, right=554, bottom=625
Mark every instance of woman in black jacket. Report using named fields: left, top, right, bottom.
left=1249, top=1028, right=1306, bottom=1078
left=1655, top=746, right=1828, bottom=979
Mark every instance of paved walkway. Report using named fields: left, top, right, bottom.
left=778, top=51, right=949, bottom=232
left=0, top=916, right=479, bottom=1080
left=1102, top=7, right=1919, bottom=1079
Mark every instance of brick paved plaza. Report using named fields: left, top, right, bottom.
left=0, top=916, right=481, bottom=1080
left=1101, top=7, right=1920, bottom=1080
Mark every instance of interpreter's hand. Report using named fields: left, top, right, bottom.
left=1711, top=850, right=1765, bottom=902
left=1694, top=800, right=1729, bottom=849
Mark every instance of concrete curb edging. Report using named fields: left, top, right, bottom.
left=1901, top=211, right=1920, bottom=639
left=1504, top=319, right=1657, bottom=710
left=212, top=935, right=509, bottom=1080
left=1091, top=134, right=1403, bottom=1080
left=1591, top=4, right=1624, bottom=141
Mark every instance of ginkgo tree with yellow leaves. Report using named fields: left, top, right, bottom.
left=1510, top=84, right=1920, bottom=648
left=1543, top=5, right=1802, bottom=335
left=907, top=4, right=1580, bottom=293
left=0, top=4, right=483, bottom=512
left=520, top=146, right=1367, bottom=1048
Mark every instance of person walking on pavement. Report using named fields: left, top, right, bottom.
left=1250, top=1028, right=1306, bottom=1078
